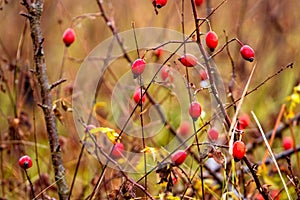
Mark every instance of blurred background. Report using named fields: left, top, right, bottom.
left=0, top=0, right=299, bottom=199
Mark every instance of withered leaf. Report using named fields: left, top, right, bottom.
left=212, top=149, right=225, bottom=165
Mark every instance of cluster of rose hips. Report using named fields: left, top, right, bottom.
left=64, top=2, right=255, bottom=166
left=205, top=30, right=255, bottom=62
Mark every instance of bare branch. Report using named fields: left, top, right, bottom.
left=49, top=78, right=67, bottom=91
left=21, top=0, right=69, bottom=199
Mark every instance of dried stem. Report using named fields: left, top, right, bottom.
left=96, top=0, right=132, bottom=63
left=243, top=156, right=269, bottom=200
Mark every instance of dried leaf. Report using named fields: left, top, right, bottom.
left=212, top=150, right=225, bottom=165
left=53, top=107, right=63, bottom=123
left=61, top=99, right=68, bottom=111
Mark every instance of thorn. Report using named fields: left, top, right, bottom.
left=19, top=11, right=33, bottom=19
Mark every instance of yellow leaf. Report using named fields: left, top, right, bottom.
left=291, top=93, right=300, bottom=104
left=285, top=111, right=295, bottom=120
left=141, top=146, right=157, bottom=161
left=293, top=84, right=300, bottom=93
left=89, top=127, right=120, bottom=144
left=93, top=102, right=107, bottom=109
left=258, top=164, right=277, bottom=187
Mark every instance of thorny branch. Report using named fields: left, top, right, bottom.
left=243, top=156, right=269, bottom=200
left=21, top=0, right=69, bottom=199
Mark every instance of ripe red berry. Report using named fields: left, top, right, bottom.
left=153, top=0, right=168, bottom=8
left=195, top=0, right=204, bottom=6
left=283, top=136, right=293, bottom=150
left=199, top=69, right=208, bottom=81
left=131, top=59, right=146, bottom=78
left=270, top=190, right=280, bottom=200
left=207, top=127, right=219, bottom=141
left=237, top=114, right=251, bottom=130
left=178, top=54, right=198, bottom=67
left=232, top=141, right=246, bottom=160
left=240, top=45, right=255, bottom=62
left=205, top=31, right=218, bottom=52
left=19, top=155, right=33, bottom=169
left=189, top=101, right=202, bottom=121
left=160, top=65, right=173, bottom=82
left=133, top=88, right=146, bottom=105
left=62, top=28, right=75, bottom=47
left=177, top=121, right=191, bottom=136
left=172, top=176, right=178, bottom=185
left=111, top=142, right=124, bottom=158
left=154, top=48, right=163, bottom=58
left=255, top=194, right=264, bottom=200
left=171, top=150, right=187, bottom=165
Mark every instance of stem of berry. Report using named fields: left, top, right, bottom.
left=24, top=169, right=35, bottom=199
left=181, top=1, right=204, bottom=198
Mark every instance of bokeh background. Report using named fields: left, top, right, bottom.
left=0, top=0, right=299, bottom=199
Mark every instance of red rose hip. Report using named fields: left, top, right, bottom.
left=133, top=88, right=146, bottom=105
left=207, top=127, right=219, bottom=141
left=153, top=0, right=168, bottom=8
left=111, top=143, right=124, bottom=158
left=205, top=31, right=218, bottom=52
left=154, top=48, right=163, bottom=58
left=62, top=28, right=75, bottom=47
left=195, top=0, right=204, bottom=6
left=171, top=150, right=187, bottom=165
left=199, top=69, right=208, bottom=81
left=19, top=155, right=33, bottom=169
left=178, top=54, right=198, bottom=67
left=238, top=114, right=251, bottom=130
left=283, top=136, right=293, bottom=150
left=232, top=141, right=246, bottom=160
left=131, top=59, right=146, bottom=78
left=189, top=101, right=202, bottom=121
left=160, top=65, right=173, bottom=82
left=177, top=121, right=191, bottom=136
left=240, top=45, right=255, bottom=62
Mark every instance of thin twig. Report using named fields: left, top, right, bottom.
left=225, top=63, right=294, bottom=112
left=261, top=104, right=286, bottom=165
left=49, top=78, right=67, bottom=91
left=24, top=170, right=35, bottom=199
left=258, top=145, right=300, bottom=165
left=96, top=0, right=132, bottom=64
left=243, top=156, right=269, bottom=200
